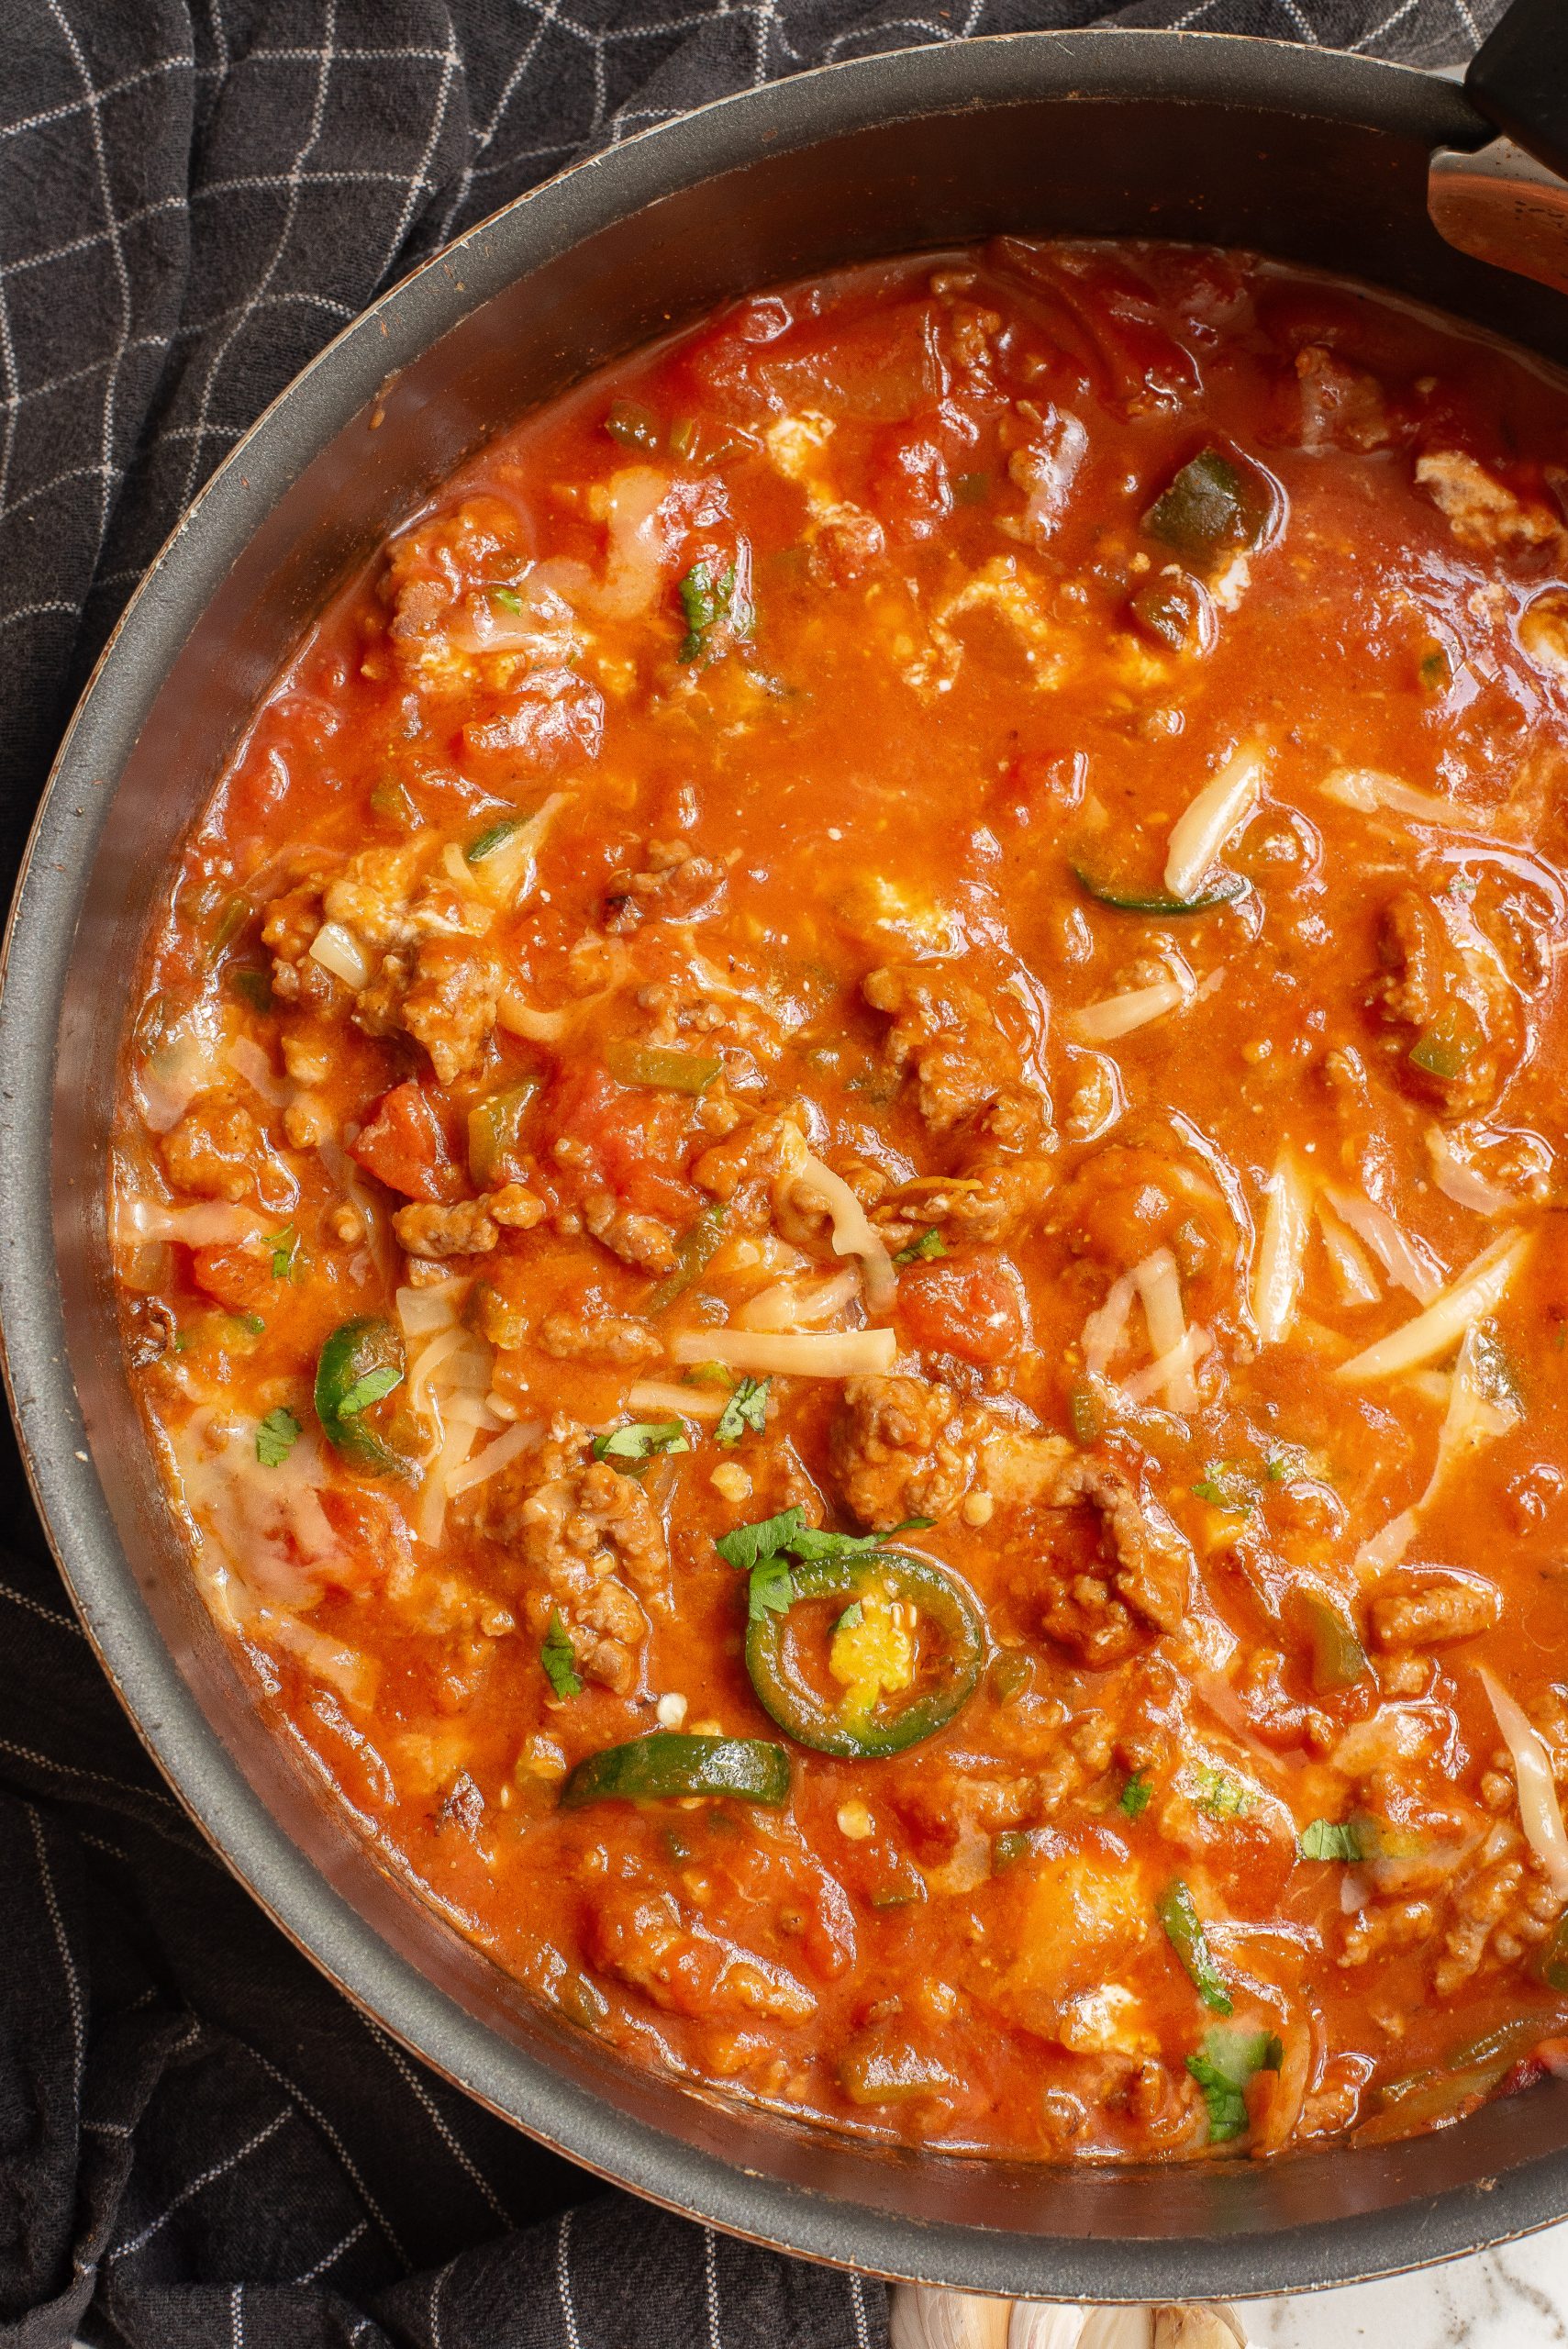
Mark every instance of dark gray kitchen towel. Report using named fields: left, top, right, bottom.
left=0, top=1, right=1506, bottom=2343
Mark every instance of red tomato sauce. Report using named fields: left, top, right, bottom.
left=114, top=239, right=1568, bottom=2160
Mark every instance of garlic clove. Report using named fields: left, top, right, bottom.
left=889, top=2287, right=1014, bottom=2349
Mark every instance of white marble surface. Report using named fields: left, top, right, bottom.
left=1238, top=2221, right=1568, bottom=2345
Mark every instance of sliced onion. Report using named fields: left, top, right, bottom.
left=1337, top=1230, right=1529, bottom=1383
left=497, top=992, right=573, bottom=1042
left=308, top=920, right=373, bottom=989
left=467, top=791, right=567, bottom=909
left=136, top=1011, right=227, bottom=1132
left=792, top=1152, right=897, bottom=1312
left=1321, top=766, right=1486, bottom=827
left=121, top=1197, right=267, bottom=1246
left=1426, top=1126, right=1514, bottom=1217
left=225, top=1038, right=293, bottom=1108
left=1251, top=1151, right=1312, bottom=1345
left=1119, top=1324, right=1212, bottom=1408
left=1083, top=1270, right=1138, bottom=1378
left=589, top=465, right=675, bottom=620
left=670, top=1327, right=897, bottom=1379
left=1316, top=1200, right=1381, bottom=1307
left=1481, top=1667, right=1568, bottom=1898
left=395, top=1283, right=462, bottom=1339
left=736, top=1265, right=862, bottom=1332
left=1073, top=977, right=1188, bottom=1042
left=1163, top=742, right=1266, bottom=901
left=1319, top=1181, right=1445, bottom=1304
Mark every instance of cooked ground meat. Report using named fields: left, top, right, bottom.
left=478, top=1416, right=666, bottom=1695
left=1373, top=887, right=1524, bottom=1119
left=606, top=839, right=726, bottom=931
left=1416, top=451, right=1568, bottom=562
left=1370, top=1577, right=1501, bottom=1649
left=392, top=1198, right=500, bottom=1260
left=862, top=963, right=1048, bottom=1147
left=984, top=1431, right=1192, bottom=1651
left=162, top=1099, right=294, bottom=1214
left=829, top=1375, right=986, bottom=1530
left=537, top=1312, right=662, bottom=1364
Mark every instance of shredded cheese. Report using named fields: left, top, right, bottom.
left=670, top=1328, right=897, bottom=1379
left=1336, top=1230, right=1529, bottom=1382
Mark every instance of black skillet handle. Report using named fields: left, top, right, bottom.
left=1465, top=0, right=1568, bottom=183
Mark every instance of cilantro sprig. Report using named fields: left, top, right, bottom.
left=255, top=1407, right=301, bottom=1467
left=676, top=559, right=753, bottom=664
left=1297, top=1818, right=1364, bottom=1863
left=715, top=1506, right=936, bottom=1621
left=1185, top=2025, right=1282, bottom=2143
left=716, top=1375, right=769, bottom=1448
left=540, top=1609, right=583, bottom=1700
left=593, top=1418, right=691, bottom=1473
left=894, top=1229, right=947, bottom=1266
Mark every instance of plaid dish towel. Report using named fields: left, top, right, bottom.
left=0, top=2, right=1504, bottom=2343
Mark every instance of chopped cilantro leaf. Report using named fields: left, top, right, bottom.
left=1157, top=1879, right=1233, bottom=2014
left=836, top=1601, right=865, bottom=1633
left=336, top=1363, right=402, bottom=1419
left=748, top=1558, right=796, bottom=1623
left=716, top=1375, right=769, bottom=1447
left=592, top=1418, right=690, bottom=1470
left=491, top=586, right=524, bottom=613
left=1192, top=1460, right=1256, bottom=1512
left=677, top=558, right=752, bottom=664
left=1185, top=2025, right=1283, bottom=2143
left=540, top=1609, right=583, bottom=1700
left=268, top=1223, right=301, bottom=1282
left=715, top=1506, right=807, bottom=1575
left=1119, top=1773, right=1152, bottom=1820
left=1188, top=1763, right=1251, bottom=1820
left=894, top=1229, right=947, bottom=1265
left=787, top=1516, right=935, bottom=1563
left=684, top=1359, right=734, bottom=1389
left=1297, top=1818, right=1364, bottom=1863
left=255, top=1408, right=301, bottom=1467
left=1264, top=1444, right=1309, bottom=1484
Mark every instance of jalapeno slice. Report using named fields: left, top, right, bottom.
left=1071, top=862, right=1245, bottom=917
left=559, top=1733, right=791, bottom=1809
left=314, top=1315, right=407, bottom=1475
left=744, top=1547, right=984, bottom=1758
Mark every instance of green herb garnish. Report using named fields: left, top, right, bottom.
left=255, top=1408, right=301, bottom=1467
left=1297, top=1818, right=1364, bottom=1863
left=1188, top=1763, right=1251, bottom=1820
left=1157, top=1879, right=1233, bottom=2014
left=1186, top=2025, right=1282, bottom=2143
left=1119, top=1773, right=1152, bottom=1820
left=268, top=1224, right=301, bottom=1282
left=592, top=1419, right=690, bottom=1471
left=716, top=1375, right=769, bottom=1447
left=337, top=1363, right=402, bottom=1419
left=677, top=559, right=752, bottom=664
left=894, top=1229, right=947, bottom=1265
left=540, top=1609, right=583, bottom=1700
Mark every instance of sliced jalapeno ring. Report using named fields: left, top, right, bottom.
left=559, top=1732, right=790, bottom=1809
left=1071, top=862, right=1245, bottom=917
left=744, top=1547, right=984, bottom=1759
left=314, top=1315, right=407, bottom=1475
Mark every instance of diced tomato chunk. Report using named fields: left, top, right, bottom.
left=188, top=1242, right=272, bottom=1314
left=896, top=1251, right=1027, bottom=1366
left=869, top=417, right=953, bottom=540
left=548, top=1063, right=698, bottom=1223
left=351, top=1081, right=462, bottom=1202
